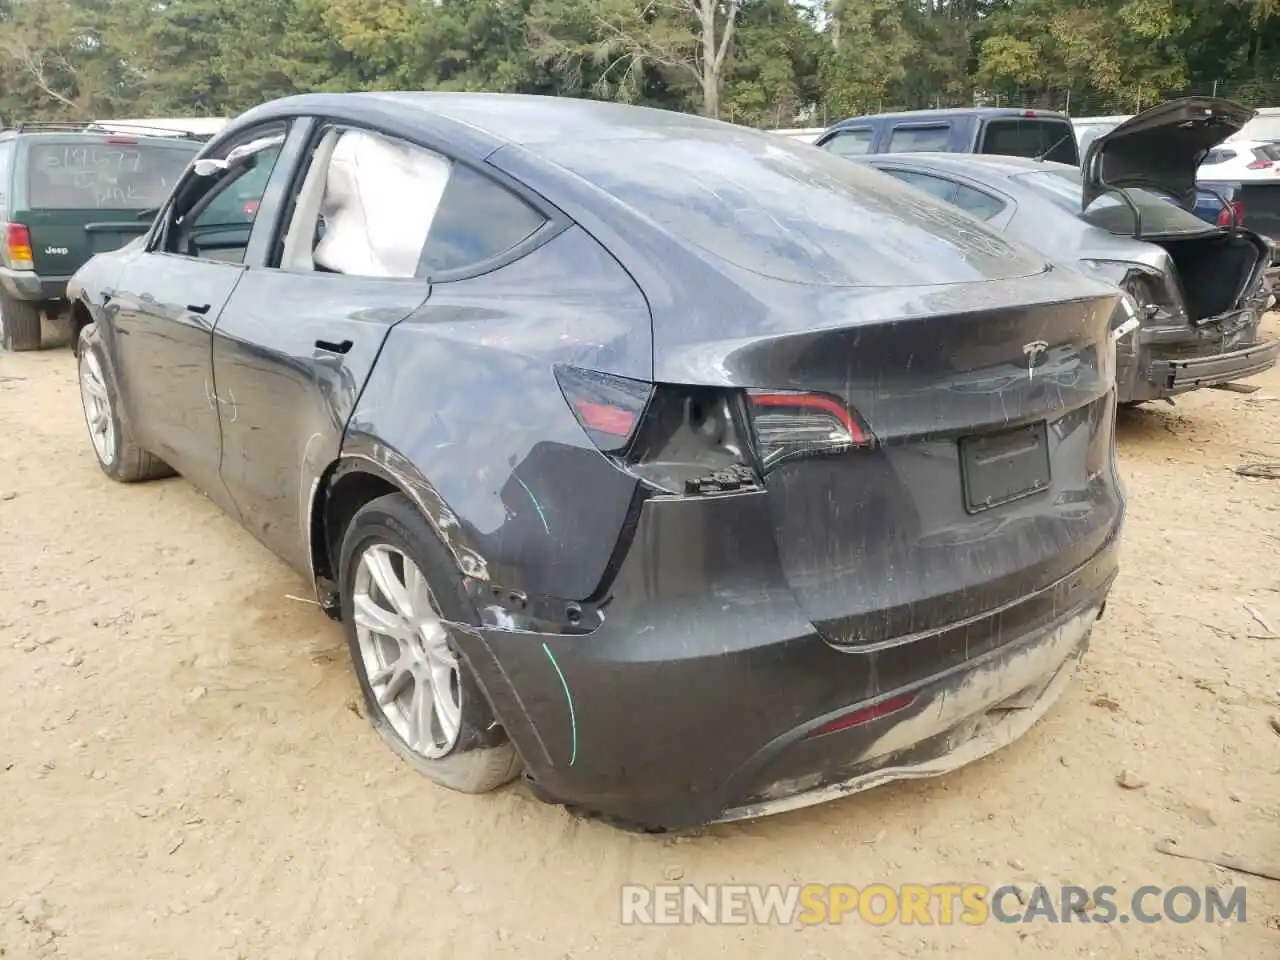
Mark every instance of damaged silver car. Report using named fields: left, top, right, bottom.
left=858, top=97, right=1280, bottom=405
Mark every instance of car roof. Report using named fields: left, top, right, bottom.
left=237, top=92, right=733, bottom=150
left=859, top=152, right=1077, bottom=179
left=828, top=107, right=1071, bottom=129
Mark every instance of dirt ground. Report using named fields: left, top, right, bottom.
left=1, top=320, right=1278, bottom=960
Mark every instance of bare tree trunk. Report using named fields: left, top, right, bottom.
left=690, top=0, right=740, bottom=118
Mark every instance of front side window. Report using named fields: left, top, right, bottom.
left=279, top=126, right=546, bottom=279
left=887, top=125, right=951, bottom=153
left=823, top=129, right=874, bottom=157
left=160, top=121, right=289, bottom=263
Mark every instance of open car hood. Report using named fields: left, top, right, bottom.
left=1081, top=97, right=1256, bottom=211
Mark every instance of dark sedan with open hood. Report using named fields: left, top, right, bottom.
left=858, top=97, right=1278, bottom=406
left=66, top=93, right=1125, bottom=830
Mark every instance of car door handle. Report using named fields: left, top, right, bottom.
left=186, top=303, right=212, bottom=315
left=315, top=338, right=353, bottom=355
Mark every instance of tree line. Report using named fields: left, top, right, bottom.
left=1, top=0, right=1279, bottom=129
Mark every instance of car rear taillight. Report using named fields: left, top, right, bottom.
left=746, top=389, right=873, bottom=470
left=1248, top=159, right=1274, bottom=170
left=558, top=368, right=876, bottom=494
left=5, top=223, right=33, bottom=270
left=1217, top=201, right=1246, bottom=227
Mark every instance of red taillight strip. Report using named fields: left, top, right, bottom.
left=748, top=392, right=868, bottom=444
left=805, top=692, right=918, bottom=739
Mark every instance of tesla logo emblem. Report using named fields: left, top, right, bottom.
left=1023, top=340, right=1049, bottom=381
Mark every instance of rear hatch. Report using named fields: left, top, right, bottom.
left=17, top=133, right=199, bottom=277
left=978, top=113, right=1078, bottom=164
left=536, top=134, right=1123, bottom=663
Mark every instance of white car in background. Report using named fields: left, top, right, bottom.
left=1198, top=139, right=1280, bottom=180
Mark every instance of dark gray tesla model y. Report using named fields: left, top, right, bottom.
left=67, top=93, right=1126, bottom=830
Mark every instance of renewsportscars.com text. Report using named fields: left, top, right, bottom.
left=620, top=883, right=1247, bottom=926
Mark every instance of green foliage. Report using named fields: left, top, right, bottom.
left=0, top=0, right=1276, bottom=127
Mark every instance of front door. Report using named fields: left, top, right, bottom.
left=109, top=120, right=293, bottom=510
left=211, top=122, right=434, bottom=575
left=108, top=255, right=244, bottom=505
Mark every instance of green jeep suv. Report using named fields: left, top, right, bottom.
left=0, top=123, right=202, bottom=351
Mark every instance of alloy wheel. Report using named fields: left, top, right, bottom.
left=78, top=349, right=117, bottom=466
left=352, top=544, right=462, bottom=759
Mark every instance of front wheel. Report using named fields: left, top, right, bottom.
left=339, top=492, right=521, bottom=793
left=76, top=323, right=174, bottom=482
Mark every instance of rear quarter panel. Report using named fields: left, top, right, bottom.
left=345, top=224, right=653, bottom=603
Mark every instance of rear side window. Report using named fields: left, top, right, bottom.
left=538, top=134, right=1048, bottom=287
left=823, top=129, right=874, bottom=157
left=283, top=128, right=546, bottom=279
left=887, top=125, right=951, bottom=153
left=979, top=119, right=1077, bottom=164
left=885, top=170, right=956, bottom=202
left=26, top=139, right=196, bottom=210
left=420, top=163, right=546, bottom=275
left=0, top=141, right=13, bottom=209
left=1201, top=150, right=1232, bottom=165
left=953, top=185, right=1006, bottom=220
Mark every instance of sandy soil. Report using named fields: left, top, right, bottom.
left=1, top=321, right=1278, bottom=960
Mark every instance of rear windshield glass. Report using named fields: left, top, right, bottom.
left=980, top=119, right=1078, bottom=164
left=1013, top=167, right=1214, bottom=236
left=538, top=133, right=1047, bottom=287
left=26, top=139, right=197, bottom=210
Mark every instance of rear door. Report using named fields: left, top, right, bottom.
left=210, top=122, right=434, bottom=573
left=18, top=135, right=197, bottom=278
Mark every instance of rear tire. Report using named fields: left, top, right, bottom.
left=76, top=323, right=174, bottom=483
left=0, top=291, right=42, bottom=351
left=339, top=492, right=521, bottom=794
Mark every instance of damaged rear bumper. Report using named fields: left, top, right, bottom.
left=1150, top=336, right=1280, bottom=393
left=451, top=488, right=1120, bottom=831
left=714, top=603, right=1094, bottom=823
left=1120, top=318, right=1280, bottom=403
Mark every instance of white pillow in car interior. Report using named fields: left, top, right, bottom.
left=312, top=129, right=450, bottom=278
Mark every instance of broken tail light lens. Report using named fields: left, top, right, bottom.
left=4, top=223, right=33, bottom=270
left=558, top=365, right=759, bottom=495
left=746, top=389, right=873, bottom=470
